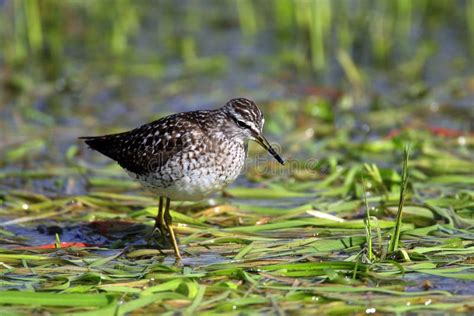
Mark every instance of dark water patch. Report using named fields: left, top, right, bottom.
left=405, top=273, right=474, bottom=295
left=0, top=219, right=160, bottom=248
left=0, top=220, right=109, bottom=247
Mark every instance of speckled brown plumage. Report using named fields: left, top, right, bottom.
left=80, top=98, right=284, bottom=259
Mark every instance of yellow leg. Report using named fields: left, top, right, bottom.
left=153, top=197, right=166, bottom=240
left=158, top=197, right=167, bottom=241
left=164, top=198, right=182, bottom=260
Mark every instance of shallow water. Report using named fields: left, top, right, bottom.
left=405, top=273, right=474, bottom=295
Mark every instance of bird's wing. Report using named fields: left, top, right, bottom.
left=80, top=112, right=206, bottom=175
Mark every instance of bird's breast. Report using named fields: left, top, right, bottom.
left=128, top=139, right=247, bottom=201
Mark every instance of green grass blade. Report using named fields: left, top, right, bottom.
left=388, top=144, right=411, bottom=253
left=0, top=292, right=115, bottom=306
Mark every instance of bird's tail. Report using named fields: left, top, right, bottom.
left=78, top=133, right=125, bottom=161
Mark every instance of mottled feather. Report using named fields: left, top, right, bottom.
left=80, top=111, right=213, bottom=175
left=80, top=98, right=283, bottom=201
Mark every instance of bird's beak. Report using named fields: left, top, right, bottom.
left=254, top=134, right=285, bottom=165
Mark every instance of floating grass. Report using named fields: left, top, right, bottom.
left=0, top=291, right=116, bottom=307
left=1, top=119, right=472, bottom=314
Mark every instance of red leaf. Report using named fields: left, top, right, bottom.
left=16, top=242, right=94, bottom=250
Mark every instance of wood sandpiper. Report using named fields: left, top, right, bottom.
left=80, top=98, right=285, bottom=259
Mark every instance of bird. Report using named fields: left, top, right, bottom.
left=79, top=98, right=285, bottom=259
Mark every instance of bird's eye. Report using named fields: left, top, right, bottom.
left=236, top=120, right=248, bottom=128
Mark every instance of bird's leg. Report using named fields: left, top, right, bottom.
left=154, top=196, right=163, bottom=230
left=157, top=196, right=167, bottom=242
left=146, top=197, right=163, bottom=242
left=164, top=198, right=181, bottom=259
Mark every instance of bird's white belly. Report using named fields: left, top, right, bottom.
left=159, top=169, right=233, bottom=200
left=127, top=141, right=246, bottom=201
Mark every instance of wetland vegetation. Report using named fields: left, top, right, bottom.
left=0, top=1, right=473, bottom=315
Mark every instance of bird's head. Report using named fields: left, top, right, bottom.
left=222, top=98, right=285, bottom=165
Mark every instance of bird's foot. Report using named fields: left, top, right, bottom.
left=145, top=226, right=173, bottom=248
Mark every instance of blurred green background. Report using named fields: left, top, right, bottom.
left=1, top=0, right=473, bottom=191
